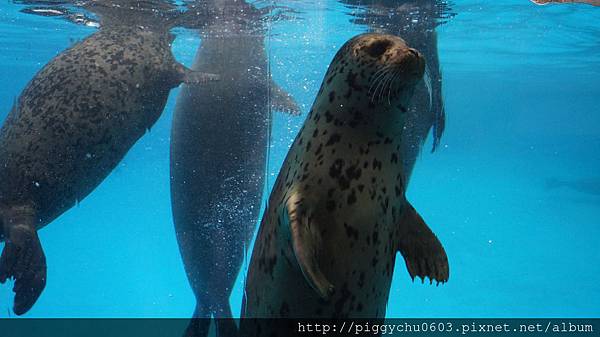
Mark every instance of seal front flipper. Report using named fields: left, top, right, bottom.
left=397, top=202, right=449, bottom=285
left=174, top=63, right=220, bottom=85
left=271, top=80, right=301, bottom=115
left=285, top=192, right=334, bottom=300
left=0, top=207, right=46, bottom=315
left=182, top=69, right=220, bottom=85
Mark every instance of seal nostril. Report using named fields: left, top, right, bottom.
left=408, top=48, right=419, bottom=57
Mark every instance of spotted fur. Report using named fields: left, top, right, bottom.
left=241, top=33, right=449, bottom=334
left=0, top=17, right=210, bottom=315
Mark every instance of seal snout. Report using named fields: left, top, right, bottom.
left=390, top=47, right=426, bottom=82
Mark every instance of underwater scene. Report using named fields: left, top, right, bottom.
left=0, top=0, right=598, bottom=331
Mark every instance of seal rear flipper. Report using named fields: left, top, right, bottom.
left=271, top=80, right=301, bottom=116
left=213, top=300, right=238, bottom=337
left=215, top=316, right=238, bottom=337
left=186, top=300, right=238, bottom=337
left=0, top=208, right=46, bottom=315
left=285, top=193, right=334, bottom=300
left=184, top=318, right=210, bottom=337
left=397, top=202, right=449, bottom=285
left=184, top=304, right=211, bottom=337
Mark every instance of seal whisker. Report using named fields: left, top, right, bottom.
left=382, top=68, right=399, bottom=104
left=391, top=69, right=405, bottom=100
left=378, top=69, right=396, bottom=103
left=368, top=65, right=394, bottom=94
left=424, top=64, right=433, bottom=110
left=370, top=65, right=393, bottom=84
left=371, top=67, right=394, bottom=103
left=370, top=75, right=385, bottom=103
left=386, top=72, right=396, bottom=105
left=373, top=74, right=389, bottom=103
left=387, top=69, right=402, bottom=105
left=384, top=65, right=401, bottom=99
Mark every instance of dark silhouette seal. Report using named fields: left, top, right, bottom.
left=0, top=0, right=217, bottom=315
left=170, top=0, right=299, bottom=335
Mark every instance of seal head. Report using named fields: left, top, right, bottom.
left=323, top=34, right=424, bottom=114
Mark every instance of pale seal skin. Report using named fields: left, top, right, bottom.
left=0, top=3, right=216, bottom=315
left=170, top=1, right=299, bottom=336
left=241, top=34, right=449, bottom=335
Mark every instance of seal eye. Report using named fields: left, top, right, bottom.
left=366, top=40, right=392, bottom=58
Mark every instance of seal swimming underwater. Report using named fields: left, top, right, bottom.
left=0, top=1, right=217, bottom=315
left=170, top=1, right=299, bottom=335
left=241, top=34, right=449, bottom=333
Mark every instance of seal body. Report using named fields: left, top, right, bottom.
left=241, top=34, right=449, bottom=334
left=1, top=26, right=184, bottom=228
left=170, top=1, right=298, bottom=335
left=0, top=18, right=213, bottom=315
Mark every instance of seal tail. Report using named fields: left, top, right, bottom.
left=213, top=302, right=238, bottom=337
left=184, top=306, right=211, bottom=337
left=185, top=302, right=238, bottom=337
left=396, top=202, right=449, bottom=285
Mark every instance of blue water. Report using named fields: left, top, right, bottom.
left=0, top=0, right=599, bottom=319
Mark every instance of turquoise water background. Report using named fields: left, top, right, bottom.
left=0, top=0, right=599, bottom=319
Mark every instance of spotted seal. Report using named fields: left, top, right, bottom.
left=240, top=33, right=449, bottom=332
left=170, top=0, right=299, bottom=336
left=0, top=1, right=217, bottom=315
